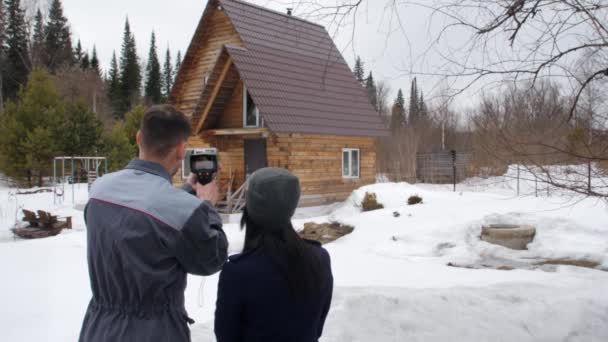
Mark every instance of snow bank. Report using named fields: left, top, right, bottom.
left=323, top=284, right=608, bottom=342
left=2, top=173, right=608, bottom=341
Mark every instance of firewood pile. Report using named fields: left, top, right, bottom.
left=11, top=209, right=72, bottom=239
left=299, top=222, right=354, bottom=245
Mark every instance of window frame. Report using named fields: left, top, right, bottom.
left=342, top=148, right=360, bottom=179
left=243, top=86, right=260, bottom=128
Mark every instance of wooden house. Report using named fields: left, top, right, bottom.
left=170, top=0, right=387, bottom=209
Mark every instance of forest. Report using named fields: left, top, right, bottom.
left=0, top=0, right=180, bottom=186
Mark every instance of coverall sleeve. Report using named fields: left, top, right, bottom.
left=174, top=201, right=228, bottom=276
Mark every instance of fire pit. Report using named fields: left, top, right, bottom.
left=480, top=224, right=536, bottom=250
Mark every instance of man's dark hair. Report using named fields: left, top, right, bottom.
left=140, top=105, right=192, bottom=157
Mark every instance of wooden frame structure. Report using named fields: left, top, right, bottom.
left=53, top=156, right=107, bottom=204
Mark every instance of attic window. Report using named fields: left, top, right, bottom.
left=243, top=87, right=260, bottom=128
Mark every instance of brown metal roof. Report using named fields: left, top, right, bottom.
left=190, top=0, right=388, bottom=137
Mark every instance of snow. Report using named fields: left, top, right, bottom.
left=1, top=171, right=608, bottom=341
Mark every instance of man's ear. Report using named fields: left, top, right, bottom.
left=175, top=141, right=187, bottom=161
left=136, top=130, right=142, bottom=148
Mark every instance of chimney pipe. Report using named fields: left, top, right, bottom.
left=287, top=8, right=292, bottom=16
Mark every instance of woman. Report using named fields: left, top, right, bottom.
left=215, top=168, right=333, bottom=342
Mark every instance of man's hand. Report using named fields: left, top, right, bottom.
left=196, top=179, right=220, bottom=206
left=187, top=173, right=197, bottom=187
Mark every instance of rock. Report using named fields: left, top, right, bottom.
left=480, top=224, right=536, bottom=250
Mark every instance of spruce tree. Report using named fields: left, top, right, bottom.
left=90, top=46, right=100, bottom=76
left=419, top=91, right=428, bottom=122
left=390, top=89, right=406, bottom=134
left=80, top=52, right=90, bottom=69
left=44, top=0, right=73, bottom=72
left=107, top=51, right=121, bottom=118
left=118, top=18, right=142, bottom=118
left=162, top=48, right=173, bottom=100
left=0, top=0, right=6, bottom=110
left=144, top=31, right=162, bottom=104
left=353, top=56, right=364, bottom=85
left=73, top=39, right=83, bottom=64
left=409, top=78, right=420, bottom=124
left=365, top=71, right=377, bottom=111
left=3, top=0, right=30, bottom=101
left=174, top=50, right=182, bottom=80
left=31, top=9, right=45, bottom=67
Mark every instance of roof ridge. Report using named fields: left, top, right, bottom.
left=219, top=0, right=325, bottom=29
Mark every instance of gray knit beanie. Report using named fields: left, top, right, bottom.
left=246, top=167, right=301, bottom=229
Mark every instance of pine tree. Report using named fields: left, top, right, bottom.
left=3, top=0, right=31, bottom=102
left=353, top=56, right=365, bottom=85
left=118, top=18, right=142, bottom=118
left=409, top=78, right=420, bottom=124
left=144, top=31, right=162, bottom=104
left=162, top=48, right=173, bottom=100
left=73, top=39, right=83, bottom=64
left=90, top=45, right=100, bottom=76
left=107, top=51, right=121, bottom=118
left=390, top=89, right=406, bottom=134
left=365, top=71, right=377, bottom=111
left=61, top=101, right=103, bottom=156
left=104, top=122, right=135, bottom=172
left=80, top=52, right=90, bottom=69
left=124, top=105, right=145, bottom=150
left=31, top=9, right=45, bottom=67
left=44, top=0, right=73, bottom=72
left=174, top=50, right=182, bottom=80
left=0, top=69, right=64, bottom=186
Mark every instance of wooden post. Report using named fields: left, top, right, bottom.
left=588, top=159, right=592, bottom=195
left=451, top=150, right=457, bottom=192
left=517, top=165, right=520, bottom=196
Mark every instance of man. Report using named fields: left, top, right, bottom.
left=79, top=105, right=228, bottom=342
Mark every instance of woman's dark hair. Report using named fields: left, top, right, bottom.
left=240, top=207, right=325, bottom=298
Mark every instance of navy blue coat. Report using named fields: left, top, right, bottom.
left=214, top=241, right=333, bottom=342
left=79, top=159, right=228, bottom=342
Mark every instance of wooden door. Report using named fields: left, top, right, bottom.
left=244, top=138, right=267, bottom=179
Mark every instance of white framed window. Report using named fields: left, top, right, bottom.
left=182, top=149, right=195, bottom=179
left=342, top=148, right=360, bottom=178
left=243, top=86, right=260, bottom=128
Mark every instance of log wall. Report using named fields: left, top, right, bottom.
left=172, top=7, right=243, bottom=117
left=174, top=133, right=377, bottom=207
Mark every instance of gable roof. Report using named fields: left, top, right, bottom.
left=176, top=0, right=388, bottom=137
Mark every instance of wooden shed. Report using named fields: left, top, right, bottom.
left=170, top=0, right=387, bottom=209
